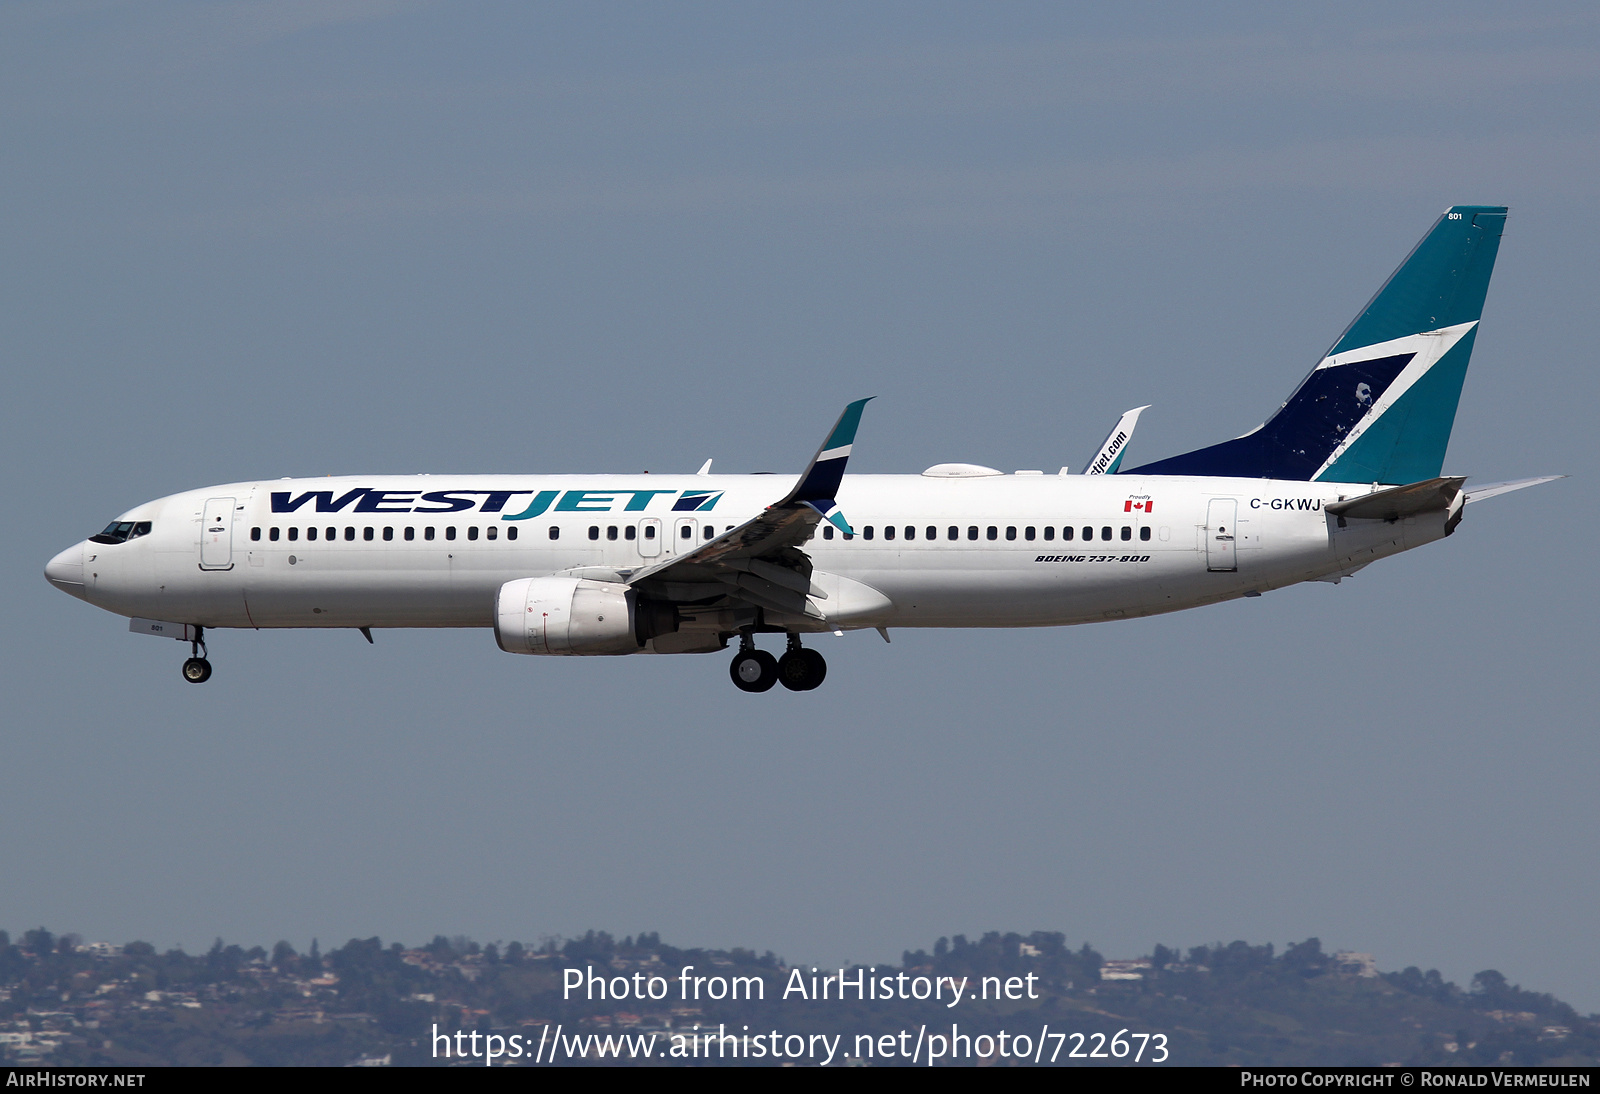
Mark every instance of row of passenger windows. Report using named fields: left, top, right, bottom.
left=247, top=524, right=739, bottom=544
left=252, top=525, right=520, bottom=543
left=822, top=524, right=1153, bottom=543
left=588, top=524, right=732, bottom=541
left=248, top=522, right=1152, bottom=546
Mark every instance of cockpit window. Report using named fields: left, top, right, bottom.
left=89, top=520, right=152, bottom=545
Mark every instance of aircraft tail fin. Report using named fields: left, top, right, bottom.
left=1127, top=206, right=1507, bottom=484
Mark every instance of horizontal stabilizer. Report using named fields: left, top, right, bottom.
left=1464, top=475, right=1565, bottom=504
left=1326, top=476, right=1466, bottom=523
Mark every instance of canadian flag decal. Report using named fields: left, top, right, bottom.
left=1125, top=498, right=1154, bottom=514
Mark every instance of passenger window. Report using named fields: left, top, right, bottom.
left=382, top=527, right=393, bottom=541
left=1120, top=526, right=1131, bottom=541
left=863, top=526, right=874, bottom=540
left=949, top=526, right=959, bottom=540
left=365, top=526, right=376, bottom=541
left=589, top=526, right=600, bottom=541
left=548, top=527, right=559, bottom=540
left=823, top=526, right=834, bottom=540
left=1005, top=526, right=1016, bottom=541
left=1061, top=526, right=1072, bottom=541
left=905, top=526, right=915, bottom=541
left=967, top=526, right=978, bottom=540
left=1025, top=527, right=1035, bottom=541
left=606, top=526, right=617, bottom=541
left=506, top=526, right=516, bottom=541
left=624, top=526, right=635, bottom=540
left=643, top=525, right=655, bottom=539
left=987, top=526, right=998, bottom=540
left=288, top=527, right=299, bottom=542
left=487, top=526, right=498, bottom=540
left=307, top=527, right=318, bottom=541
left=468, top=526, right=479, bottom=541
left=425, top=527, right=436, bottom=541
left=445, top=527, right=456, bottom=541
left=404, top=527, right=415, bottom=541
left=1083, top=526, right=1093, bottom=541
left=680, top=525, right=691, bottom=539
left=883, top=526, right=895, bottom=541
left=328, top=527, right=338, bottom=541
left=251, top=527, right=261, bottom=541
left=343, top=527, right=353, bottom=541
left=1101, top=526, right=1112, bottom=541
left=705, top=526, right=714, bottom=539
left=1043, top=527, right=1054, bottom=541
left=1140, top=526, right=1151, bottom=541
left=270, top=527, right=281, bottom=542
left=927, top=526, right=937, bottom=540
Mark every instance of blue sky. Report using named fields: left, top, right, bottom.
left=4, top=2, right=1598, bottom=1010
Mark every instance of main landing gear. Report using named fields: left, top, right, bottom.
left=181, top=626, right=212, bottom=684
left=729, top=633, right=826, bottom=693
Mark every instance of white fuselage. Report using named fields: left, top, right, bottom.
left=49, top=472, right=1439, bottom=640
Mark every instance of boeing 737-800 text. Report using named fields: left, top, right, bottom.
left=45, top=206, right=1559, bottom=692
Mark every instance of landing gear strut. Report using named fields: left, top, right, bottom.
left=181, top=626, right=212, bottom=684
left=728, top=633, right=827, bottom=693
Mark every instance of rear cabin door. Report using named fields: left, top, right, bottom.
left=1206, top=498, right=1237, bottom=572
left=200, top=496, right=236, bottom=570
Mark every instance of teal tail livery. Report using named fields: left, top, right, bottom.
left=1127, top=206, right=1507, bottom=483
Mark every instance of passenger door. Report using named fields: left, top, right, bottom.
left=1205, top=498, right=1237, bottom=572
left=200, top=497, right=236, bottom=570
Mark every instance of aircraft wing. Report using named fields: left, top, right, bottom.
left=625, top=399, right=872, bottom=621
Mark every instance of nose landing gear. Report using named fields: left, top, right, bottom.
left=181, top=627, right=212, bottom=684
left=729, top=633, right=827, bottom=693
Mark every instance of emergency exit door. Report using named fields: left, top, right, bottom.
left=200, top=497, right=236, bottom=570
left=1206, top=499, right=1237, bottom=572
left=637, top=518, right=662, bottom=558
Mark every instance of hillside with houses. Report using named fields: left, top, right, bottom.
left=1, top=928, right=1595, bottom=1066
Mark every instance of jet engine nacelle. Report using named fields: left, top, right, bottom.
left=494, top=576, right=678, bottom=655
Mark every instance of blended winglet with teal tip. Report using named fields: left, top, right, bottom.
left=1126, top=206, right=1507, bottom=484
left=792, top=397, right=872, bottom=501
left=780, top=397, right=872, bottom=532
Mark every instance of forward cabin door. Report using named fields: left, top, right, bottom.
left=200, top=496, right=236, bottom=570
left=1206, top=498, right=1237, bottom=572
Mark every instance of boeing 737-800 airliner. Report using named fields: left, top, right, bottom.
left=45, top=206, right=1559, bottom=692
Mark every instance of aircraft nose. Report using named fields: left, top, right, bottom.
left=45, top=543, right=86, bottom=597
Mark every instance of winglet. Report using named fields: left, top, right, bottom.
left=1084, top=405, right=1150, bottom=475
left=774, top=398, right=872, bottom=535
left=791, top=398, right=873, bottom=502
